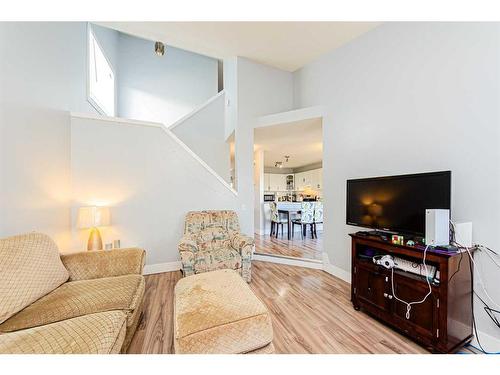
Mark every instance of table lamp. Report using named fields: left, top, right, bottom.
left=77, top=206, right=111, bottom=251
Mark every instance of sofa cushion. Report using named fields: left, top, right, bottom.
left=0, top=233, right=69, bottom=324
left=0, top=274, right=144, bottom=333
left=193, top=249, right=241, bottom=274
left=174, top=269, right=273, bottom=354
left=0, top=311, right=127, bottom=354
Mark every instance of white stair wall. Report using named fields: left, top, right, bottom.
left=70, top=113, right=238, bottom=267
left=169, top=91, right=231, bottom=183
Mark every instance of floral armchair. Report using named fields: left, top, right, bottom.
left=178, top=210, right=254, bottom=282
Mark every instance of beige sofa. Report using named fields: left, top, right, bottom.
left=0, top=233, right=145, bottom=354
left=178, top=210, right=254, bottom=282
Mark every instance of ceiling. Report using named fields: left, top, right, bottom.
left=99, top=22, right=380, bottom=72
left=254, top=117, right=322, bottom=168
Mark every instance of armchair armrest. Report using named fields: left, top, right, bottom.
left=231, top=234, right=255, bottom=258
left=60, top=248, right=146, bottom=281
left=178, top=235, right=199, bottom=253
left=178, top=235, right=198, bottom=277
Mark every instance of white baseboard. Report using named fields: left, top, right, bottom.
left=254, top=251, right=352, bottom=281
left=321, top=252, right=351, bottom=283
left=323, top=263, right=351, bottom=283
left=253, top=253, right=323, bottom=270
left=143, top=261, right=182, bottom=275
left=471, top=329, right=500, bottom=353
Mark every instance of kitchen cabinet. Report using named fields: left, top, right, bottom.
left=264, top=173, right=271, bottom=191
left=285, top=174, right=294, bottom=190
left=269, top=173, right=286, bottom=191
left=264, top=170, right=321, bottom=192
left=312, top=168, right=323, bottom=189
left=305, top=170, right=314, bottom=187
left=295, top=168, right=323, bottom=191
left=296, top=170, right=313, bottom=190
left=295, top=171, right=306, bottom=190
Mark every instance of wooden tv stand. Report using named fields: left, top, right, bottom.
left=350, top=233, right=474, bottom=353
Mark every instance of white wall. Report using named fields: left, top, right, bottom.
left=117, top=33, right=218, bottom=127
left=70, top=115, right=239, bottom=265
left=0, top=22, right=99, bottom=248
left=235, top=57, right=294, bottom=234
left=223, top=57, right=238, bottom=139
left=293, top=22, right=500, bottom=347
left=171, top=92, right=230, bottom=183
left=0, top=22, right=224, bottom=251
left=253, top=149, right=265, bottom=234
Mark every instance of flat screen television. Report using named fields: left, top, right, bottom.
left=346, top=171, right=451, bottom=236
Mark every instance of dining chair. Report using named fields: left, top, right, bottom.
left=313, top=201, right=323, bottom=238
left=269, top=202, right=288, bottom=238
left=292, top=202, right=316, bottom=239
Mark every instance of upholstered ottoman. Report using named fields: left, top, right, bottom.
left=173, top=269, right=274, bottom=354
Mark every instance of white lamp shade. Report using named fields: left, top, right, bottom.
left=77, top=206, right=111, bottom=229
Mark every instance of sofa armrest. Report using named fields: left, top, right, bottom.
left=60, top=248, right=146, bottom=281
left=231, top=234, right=255, bottom=258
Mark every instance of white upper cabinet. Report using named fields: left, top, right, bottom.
left=285, top=174, right=294, bottom=190
left=299, top=170, right=313, bottom=188
left=264, top=170, right=321, bottom=191
left=311, top=168, right=323, bottom=189
left=295, top=168, right=322, bottom=190
left=306, top=170, right=315, bottom=187
left=264, top=173, right=271, bottom=191
left=269, top=173, right=286, bottom=191
left=295, top=172, right=305, bottom=190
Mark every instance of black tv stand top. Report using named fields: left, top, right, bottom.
left=349, top=233, right=470, bottom=259
left=355, top=229, right=425, bottom=243
left=354, top=230, right=399, bottom=243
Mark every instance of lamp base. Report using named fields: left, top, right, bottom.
left=87, top=227, right=103, bottom=251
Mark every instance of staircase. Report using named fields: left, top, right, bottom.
left=69, top=91, right=238, bottom=271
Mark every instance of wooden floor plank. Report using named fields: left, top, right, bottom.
left=254, top=232, right=323, bottom=260
left=128, top=260, right=465, bottom=354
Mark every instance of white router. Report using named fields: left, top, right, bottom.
left=455, top=222, right=473, bottom=248
left=425, top=209, right=450, bottom=246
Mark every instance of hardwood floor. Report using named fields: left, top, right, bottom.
left=254, top=232, right=323, bottom=261
left=127, top=260, right=477, bottom=354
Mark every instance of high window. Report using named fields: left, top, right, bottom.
left=87, top=26, right=115, bottom=116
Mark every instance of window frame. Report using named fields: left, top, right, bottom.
left=86, top=23, right=116, bottom=117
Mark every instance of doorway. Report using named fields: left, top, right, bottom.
left=253, top=113, right=323, bottom=261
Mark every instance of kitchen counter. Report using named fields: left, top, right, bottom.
left=276, top=202, right=302, bottom=209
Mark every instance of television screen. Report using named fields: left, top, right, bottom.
left=346, top=171, right=451, bottom=235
